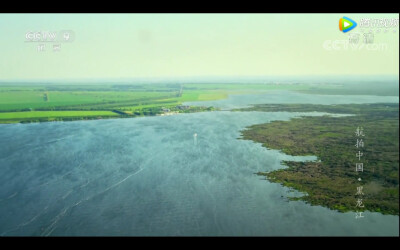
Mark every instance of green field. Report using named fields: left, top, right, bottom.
left=0, top=83, right=312, bottom=123
left=0, top=81, right=398, bottom=124
left=0, top=111, right=118, bottom=119
left=0, top=111, right=119, bottom=123
left=0, top=90, right=172, bottom=111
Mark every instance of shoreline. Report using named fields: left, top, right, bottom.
left=238, top=103, right=399, bottom=216
left=0, top=107, right=217, bottom=124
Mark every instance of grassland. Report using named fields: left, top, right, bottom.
left=0, top=81, right=398, bottom=124
left=238, top=103, right=399, bottom=215
left=0, top=111, right=119, bottom=123
left=0, top=83, right=313, bottom=124
left=0, top=84, right=223, bottom=123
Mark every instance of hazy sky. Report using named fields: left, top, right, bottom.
left=0, top=14, right=398, bottom=80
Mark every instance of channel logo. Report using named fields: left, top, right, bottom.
left=339, top=17, right=357, bottom=33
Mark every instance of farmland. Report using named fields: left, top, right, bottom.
left=0, top=83, right=312, bottom=123
left=1, top=81, right=398, bottom=124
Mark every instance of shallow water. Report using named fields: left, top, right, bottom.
left=0, top=92, right=398, bottom=236
left=185, top=90, right=400, bottom=109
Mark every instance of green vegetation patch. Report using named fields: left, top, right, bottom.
left=0, top=111, right=119, bottom=123
left=238, top=103, right=399, bottom=215
left=0, top=111, right=118, bottom=119
left=0, top=84, right=228, bottom=123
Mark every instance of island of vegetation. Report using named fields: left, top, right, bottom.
left=237, top=103, right=399, bottom=215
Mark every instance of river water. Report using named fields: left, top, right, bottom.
left=0, top=91, right=398, bottom=236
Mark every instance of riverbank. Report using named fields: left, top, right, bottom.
left=0, top=106, right=217, bottom=124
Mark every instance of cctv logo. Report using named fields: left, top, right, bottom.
left=25, top=30, right=75, bottom=43
left=26, top=31, right=57, bottom=42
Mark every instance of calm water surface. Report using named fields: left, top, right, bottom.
left=0, top=91, right=398, bottom=236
